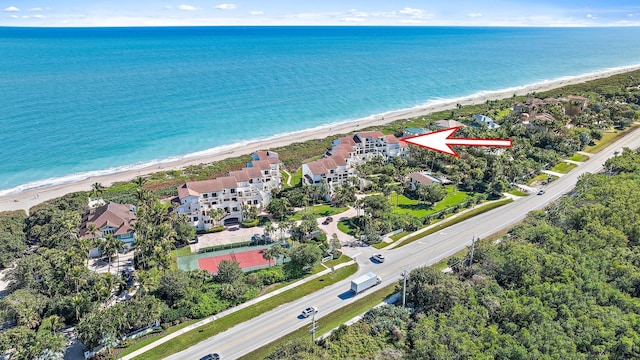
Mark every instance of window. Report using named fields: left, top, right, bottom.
left=253, top=200, right=259, bottom=205
left=213, top=192, right=218, bottom=197
left=246, top=201, right=251, bottom=205
left=203, top=193, right=208, bottom=198
left=230, top=188, right=236, bottom=193
left=249, top=179, right=253, bottom=184
left=102, top=228, right=114, bottom=235
left=202, top=211, right=205, bottom=215
left=264, top=170, right=269, bottom=175
left=193, top=216, right=199, bottom=222
left=232, top=207, right=239, bottom=211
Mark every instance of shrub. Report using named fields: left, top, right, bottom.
left=196, top=225, right=224, bottom=235
left=256, top=267, right=286, bottom=285
left=241, top=219, right=259, bottom=228
left=160, top=307, right=191, bottom=325
left=190, top=292, right=229, bottom=319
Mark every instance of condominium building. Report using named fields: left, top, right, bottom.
left=176, top=151, right=282, bottom=230
left=302, top=131, right=407, bottom=196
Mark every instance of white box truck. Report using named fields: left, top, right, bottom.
left=351, top=272, right=382, bottom=294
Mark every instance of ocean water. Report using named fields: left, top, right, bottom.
left=2, top=26, right=640, bottom=194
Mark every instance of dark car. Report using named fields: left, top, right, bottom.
left=199, top=354, right=220, bottom=360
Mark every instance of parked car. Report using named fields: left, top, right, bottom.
left=537, top=189, right=545, bottom=195
left=301, top=306, right=318, bottom=318
left=614, top=149, right=622, bottom=156
left=322, top=216, right=333, bottom=225
left=372, top=253, right=385, bottom=263
left=199, top=353, right=220, bottom=360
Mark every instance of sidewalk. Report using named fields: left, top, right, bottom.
left=542, top=170, right=565, bottom=177
left=382, top=198, right=509, bottom=250
left=119, top=260, right=356, bottom=360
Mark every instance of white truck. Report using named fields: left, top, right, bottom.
left=351, top=272, right=382, bottom=294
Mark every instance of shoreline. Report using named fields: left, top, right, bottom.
left=2, top=64, right=640, bottom=213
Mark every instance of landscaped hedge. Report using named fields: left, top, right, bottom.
left=198, top=241, right=253, bottom=253
left=195, top=225, right=224, bottom=234
left=241, top=219, right=259, bottom=228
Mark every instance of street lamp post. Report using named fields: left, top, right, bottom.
left=401, top=270, right=408, bottom=307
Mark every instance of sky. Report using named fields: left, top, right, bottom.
left=2, top=1, right=640, bottom=27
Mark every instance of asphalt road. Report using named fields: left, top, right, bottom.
left=166, top=127, right=640, bottom=360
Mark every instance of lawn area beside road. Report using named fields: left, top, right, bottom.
left=584, top=125, right=638, bottom=153
left=551, top=162, right=577, bottom=174
left=130, top=263, right=358, bottom=360
left=569, top=153, right=589, bottom=162
left=391, top=186, right=470, bottom=218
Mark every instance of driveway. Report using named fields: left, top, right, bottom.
left=316, top=206, right=358, bottom=244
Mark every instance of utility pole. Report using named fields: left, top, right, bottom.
left=469, top=235, right=476, bottom=274
left=401, top=270, right=408, bottom=307
left=310, top=309, right=318, bottom=342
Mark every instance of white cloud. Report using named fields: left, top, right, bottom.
left=468, top=13, right=482, bottom=17
left=216, top=4, right=236, bottom=10
left=32, top=14, right=45, bottom=19
left=28, top=8, right=43, bottom=12
left=341, top=17, right=366, bottom=22
left=4, top=6, right=19, bottom=12
left=178, top=4, right=199, bottom=11
left=10, top=14, right=17, bottom=18
left=398, top=8, right=423, bottom=16
left=164, top=5, right=173, bottom=10
left=249, top=10, right=263, bottom=16
left=586, top=14, right=597, bottom=19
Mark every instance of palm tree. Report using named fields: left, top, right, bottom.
left=90, top=182, right=105, bottom=198
left=101, top=235, right=123, bottom=273
left=71, top=295, right=85, bottom=322
left=133, top=176, right=147, bottom=188
left=100, top=333, right=119, bottom=358
left=263, top=221, right=275, bottom=243
left=211, top=208, right=227, bottom=226
left=36, top=349, right=64, bottom=360
left=261, top=248, right=274, bottom=267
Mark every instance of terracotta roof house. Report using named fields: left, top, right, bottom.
left=80, top=202, right=137, bottom=257
left=408, top=172, right=443, bottom=190
left=435, top=119, right=465, bottom=130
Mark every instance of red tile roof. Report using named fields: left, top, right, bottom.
left=384, top=134, right=399, bottom=143
left=251, top=160, right=272, bottom=170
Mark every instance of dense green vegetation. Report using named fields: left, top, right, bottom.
left=267, top=149, right=640, bottom=359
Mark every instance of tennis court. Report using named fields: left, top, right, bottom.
left=198, top=248, right=270, bottom=274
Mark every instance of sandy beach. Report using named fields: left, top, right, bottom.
left=2, top=65, right=640, bottom=214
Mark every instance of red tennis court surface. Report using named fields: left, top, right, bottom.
left=198, top=248, right=270, bottom=273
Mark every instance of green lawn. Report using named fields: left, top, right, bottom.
left=391, top=186, right=470, bottom=218
left=238, top=284, right=398, bottom=360
left=291, top=168, right=303, bottom=187
left=507, top=189, right=529, bottom=197
left=569, top=153, right=589, bottom=162
left=311, top=254, right=352, bottom=273
left=280, top=170, right=292, bottom=188
left=131, top=263, right=358, bottom=360
left=337, top=218, right=358, bottom=236
left=551, top=162, right=577, bottom=174
left=175, top=246, right=192, bottom=257
left=395, top=199, right=513, bottom=248
left=290, top=204, right=348, bottom=220
left=583, top=125, right=638, bottom=153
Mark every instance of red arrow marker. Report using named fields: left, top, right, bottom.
left=402, top=127, right=512, bottom=157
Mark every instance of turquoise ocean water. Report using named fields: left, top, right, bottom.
left=2, top=26, right=640, bottom=194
